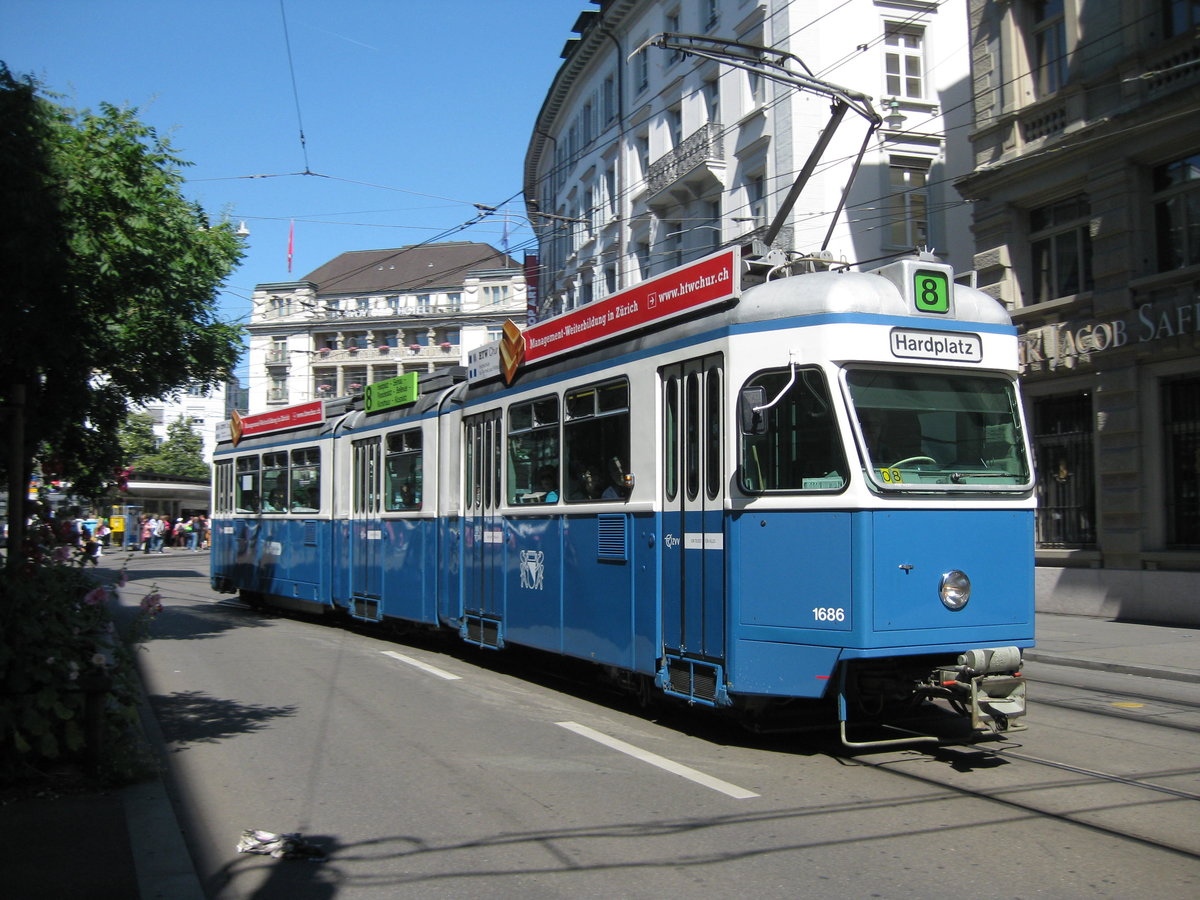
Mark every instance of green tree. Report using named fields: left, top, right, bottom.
left=131, top=415, right=210, bottom=480
left=0, top=64, right=244, bottom=560
left=118, top=411, right=159, bottom=462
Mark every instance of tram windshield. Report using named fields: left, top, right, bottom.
left=845, top=368, right=1031, bottom=491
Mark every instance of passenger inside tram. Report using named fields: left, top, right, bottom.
left=601, top=457, right=631, bottom=499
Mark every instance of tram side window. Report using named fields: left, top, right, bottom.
left=508, top=396, right=560, bottom=504
left=739, top=367, right=847, bottom=492
left=235, top=456, right=260, bottom=512
left=261, top=452, right=289, bottom=512
left=290, top=447, right=320, bottom=513
left=385, top=430, right=422, bottom=510
left=565, top=379, right=631, bottom=501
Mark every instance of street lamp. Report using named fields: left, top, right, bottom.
left=884, top=99, right=907, bottom=130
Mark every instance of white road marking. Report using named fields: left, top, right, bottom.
left=381, top=650, right=461, bottom=680
left=556, top=721, right=759, bottom=800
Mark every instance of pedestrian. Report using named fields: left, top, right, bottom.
left=140, top=515, right=153, bottom=553
left=79, top=536, right=101, bottom=566
left=95, top=520, right=110, bottom=553
left=185, top=516, right=198, bottom=550
left=150, top=515, right=165, bottom=553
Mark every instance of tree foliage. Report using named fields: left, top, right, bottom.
left=129, top=415, right=210, bottom=480
left=0, top=64, right=244, bottom=500
left=118, top=412, right=159, bottom=461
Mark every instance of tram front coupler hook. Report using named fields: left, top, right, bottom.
left=936, top=646, right=1028, bottom=734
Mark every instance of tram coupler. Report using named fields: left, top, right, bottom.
left=936, top=646, right=1027, bottom=735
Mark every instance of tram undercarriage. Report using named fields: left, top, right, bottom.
left=834, top=650, right=1027, bottom=748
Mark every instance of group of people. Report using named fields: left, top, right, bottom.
left=138, top=513, right=209, bottom=553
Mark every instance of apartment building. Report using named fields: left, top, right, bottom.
left=244, top=242, right=526, bottom=410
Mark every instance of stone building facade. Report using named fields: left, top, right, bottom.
left=957, top=1, right=1200, bottom=624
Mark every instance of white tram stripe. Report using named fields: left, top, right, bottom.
left=381, top=650, right=461, bottom=680
left=556, top=721, right=759, bottom=800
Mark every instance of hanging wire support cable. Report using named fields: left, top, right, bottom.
left=279, top=0, right=312, bottom=174
left=631, top=33, right=882, bottom=253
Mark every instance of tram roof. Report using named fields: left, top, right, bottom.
left=733, top=267, right=1012, bottom=328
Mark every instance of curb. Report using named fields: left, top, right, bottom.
left=1023, top=651, right=1200, bottom=685
left=126, top=669, right=206, bottom=898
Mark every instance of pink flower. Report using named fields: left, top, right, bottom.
left=83, top=587, right=107, bottom=606
left=140, top=592, right=164, bottom=616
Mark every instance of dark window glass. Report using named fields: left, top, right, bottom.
left=565, top=379, right=631, bottom=501
left=385, top=430, right=422, bottom=511
left=1165, top=376, right=1200, bottom=547
left=1032, top=393, right=1095, bottom=547
left=740, top=368, right=848, bottom=492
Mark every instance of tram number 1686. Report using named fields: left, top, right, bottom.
left=813, top=607, right=846, bottom=622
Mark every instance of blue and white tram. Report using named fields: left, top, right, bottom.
left=212, top=249, right=1033, bottom=747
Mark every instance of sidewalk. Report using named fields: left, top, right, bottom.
left=3, top=606, right=1197, bottom=898
left=1026, top=611, right=1200, bottom=684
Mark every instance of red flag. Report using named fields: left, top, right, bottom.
left=287, top=219, right=295, bottom=273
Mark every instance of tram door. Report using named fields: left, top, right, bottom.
left=349, top=437, right=383, bottom=617
left=462, top=410, right=503, bottom=643
left=661, top=355, right=727, bottom=668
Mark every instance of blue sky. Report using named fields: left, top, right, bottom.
left=0, top=0, right=578, bottom=376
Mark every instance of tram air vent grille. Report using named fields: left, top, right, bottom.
left=597, top=514, right=628, bottom=561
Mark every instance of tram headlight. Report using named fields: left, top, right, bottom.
left=939, top=570, right=971, bottom=610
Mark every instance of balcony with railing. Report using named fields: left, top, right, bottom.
left=646, top=123, right=725, bottom=199
left=313, top=344, right=461, bottom=362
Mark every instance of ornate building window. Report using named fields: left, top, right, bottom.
left=1029, top=195, right=1093, bottom=303
left=1030, top=0, right=1067, bottom=98
left=884, top=23, right=925, bottom=100
left=885, top=156, right=930, bottom=248
left=1153, top=151, right=1200, bottom=272
left=1164, top=0, right=1200, bottom=38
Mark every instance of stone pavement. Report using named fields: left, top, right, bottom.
left=2, top=607, right=1196, bottom=899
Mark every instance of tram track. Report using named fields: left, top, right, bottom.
left=842, top=691, right=1200, bottom=862
left=1028, top=693, right=1200, bottom=735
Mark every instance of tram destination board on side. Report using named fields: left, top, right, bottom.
left=364, top=372, right=419, bottom=413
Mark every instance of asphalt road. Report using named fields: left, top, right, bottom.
left=114, top=551, right=1200, bottom=899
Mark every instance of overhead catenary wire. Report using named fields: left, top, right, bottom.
left=278, top=0, right=312, bottom=175
left=218, top=1, right=1177, bottom=303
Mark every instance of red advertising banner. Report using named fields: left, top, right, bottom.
left=230, top=401, right=325, bottom=446
left=521, top=248, right=739, bottom=366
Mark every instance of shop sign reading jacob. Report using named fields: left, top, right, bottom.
left=1020, top=292, right=1200, bottom=372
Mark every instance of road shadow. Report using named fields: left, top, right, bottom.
left=150, top=690, right=297, bottom=748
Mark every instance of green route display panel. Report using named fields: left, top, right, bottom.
left=913, top=268, right=951, bottom=314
